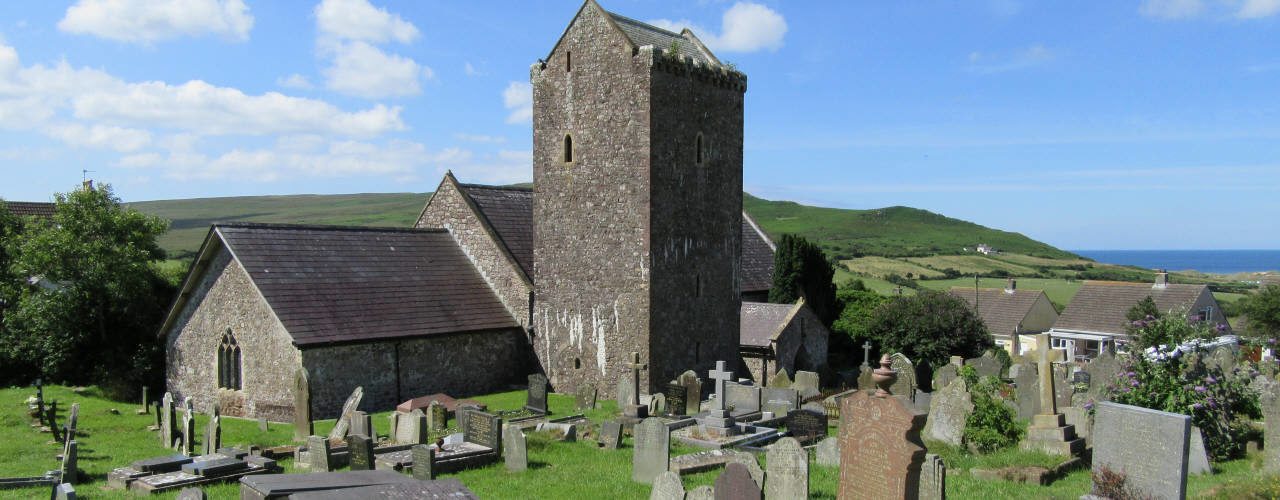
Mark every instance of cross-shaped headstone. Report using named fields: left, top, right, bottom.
left=709, top=361, right=733, bottom=411
left=1033, top=333, right=1066, bottom=416
left=626, top=352, right=647, bottom=407
left=861, top=342, right=872, bottom=368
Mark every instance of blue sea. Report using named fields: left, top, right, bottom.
left=1071, top=250, right=1280, bottom=275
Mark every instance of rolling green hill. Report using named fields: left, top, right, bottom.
left=128, top=191, right=1078, bottom=262
left=742, top=194, right=1078, bottom=260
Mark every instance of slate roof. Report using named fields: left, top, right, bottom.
left=741, top=213, right=776, bottom=293
left=607, top=12, right=718, bottom=66
left=949, top=287, right=1050, bottom=336
left=457, top=184, right=533, bottom=278
left=740, top=301, right=798, bottom=347
left=215, top=223, right=517, bottom=346
left=1053, top=280, right=1210, bottom=335
left=3, top=201, right=55, bottom=219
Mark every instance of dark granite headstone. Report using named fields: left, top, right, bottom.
left=714, top=462, right=761, bottom=500
left=677, top=370, right=702, bottom=415
left=132, top=454, right=195, bottom=473
left=411, top=445, right=435, bottom=480
left=1091, top=401, right=1190, bottom=500
left=664, top=383, right=688, bottom=416
left=786, top=409, right=828, bottom=445
left=463, top=411, right=501, bottom=452
left=180, top=457, right=247, bottom=477
left=526, top=374, right=549, bottom=414
left=347, top=435, right=375, bottom=471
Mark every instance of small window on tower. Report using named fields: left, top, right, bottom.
left=566, top=51, right=572, bottom=72
left=574, top=358, right=582, bottom=370
left=696, top=133, right=704, bottom=164
left=564, top=134, right=573, bottom=163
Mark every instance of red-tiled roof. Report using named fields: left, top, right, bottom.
left=216, top=223, right=518, bottom=346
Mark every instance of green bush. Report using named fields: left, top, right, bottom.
left=963, top=375, right=1023, bottom=454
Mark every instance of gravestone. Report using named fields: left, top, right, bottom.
left=838, top=355, right=927, bottom=500
left=153, top=402, right=162, bottom=429
left=349, top=410, right=370, bottom=439
left=258, top=417, right=269, bottom=432
left=1261, top=384, right=1280, bottom=473
left=918, top=453, right=946, bottom=500
left=725, top=451, right=764, bottom=488
left=305, top=435, right=330, bottom=472
left=599, top=421, right=623, bottom=450
left=1053, top=364, right=1073, bottom=409
left=633, top=418, right=670, bottom=484
left=202, top=414, right=221, bottom=456
left=327, top=386, right=364, bottom=439
left=761, top=387, right=799, bottom=417
left=575, top=385, right=597, bottom=411
left=618, top=377, right=635, bottom=410
left=1188, top=426, right=1210, bottom=475
left=54, top=483, right=75, bottom=500
left=933, top=363, right=960, bottom=393
left=504, top=426, right=527, bottom=472
left=1084, top=348, right=1119, bottom=401
left=663, top=383, right=688, bottom=417
left=677, top=370, right=702, bottom=415
left=1091, top=401, right=1190, bottom=500
left=65, top=403, right=80, bottom=439
left=1010, top=361, right=1039, bottom=420
left=401, top=409, right=427, bottom=444
left=176, top=487, right=205, bottom=500
left=411, top=445, right=435, bottom=480
left=714, top=462, right=760, bottom=500
left=816, top=437, right=840, bottom=467
left=889, top=353, right=917, bottom=401
left=161, top=393, right=174, bottom=448
left=428, top=401, right=447, bottom=432
left=725, top=383, right=761, bottom=414
left=650, top=470, right=685, bottom=500
left=649, top=393, right=667, bottom=416
left=923, top=377, right=973, bottom=447
left=1022, top=334, right=1084, bottom=456
left=464, top=410, right=502, bottom=452
left=966, top=351, right=1003, bottom=379
left=293, top=367, right=311, bottom=441
left=623, top=352, right=650, bottom=418
left=347, top=434, right=375, bottom=471
left=62, top=440, right=78, bottom=484
left=786, top=409, right=828, bottom=445
left=764, top=437, right=807, bottom=499
left=770, top=369, right=792, bottom=388
left=688, top=486, right=714, bottom=500
left=181, top=410, right=195, bottom=456
left=794, top=371, right=821, bottom=400
left=140, top=386, right=149, bottom=414
left=526, top=374, right=549, bottom=414
left=702, top=361, right=738, bottom=437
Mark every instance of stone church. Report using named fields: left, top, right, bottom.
left=161, top=0, right=823, bottom=421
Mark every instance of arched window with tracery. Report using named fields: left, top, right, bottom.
left=218, top=329, right=242, bottom=390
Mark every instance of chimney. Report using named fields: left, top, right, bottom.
left=1005, top=278, right=1016, bottom=294
left=1154, top=270, right=1168, bottom=289
left=82, top=179, right=94, bottom=190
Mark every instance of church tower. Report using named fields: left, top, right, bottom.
left=531, top=0, right=747, bottom=397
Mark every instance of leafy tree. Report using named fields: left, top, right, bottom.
left=1241, top=285, right=1280, bottom=339
left=864, top=289, right=992, bottom=369
left=1126, top=296, right=1161, bottom=323
left=830, top=284, right=888, bottom=368
left=0, top=184, right=173, bottom=395
left=769, top=233, right=837, bottom=326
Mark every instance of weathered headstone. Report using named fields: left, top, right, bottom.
left=161, top=393, right=174, bottom=448
left=1053, top=364, right=1074, bottom=409
left=401, top=409, right=427, bottom=444
left=257, top=417, right=269, bottom=432
left=770, top=369, right=793, bottom=388
left=327, top=386, right=364, bottom=440
left=1188, top=426, right=1210, bottom=475
left=181, top=410, right=195, bottom=456
left=1260, top=382, right=1280, bottom=473
left=765, top=437, right=807, bottom=499
left=349, top=410, right=369, bottom=439
left=1208, top=346, right=1236, bottom=374
left=650, top=470, right=685, bottom=500
left=305, top=435, right=330, bottom=472
left=786, top=408, right=828, bottom=445
left=504, top=425, right=528, bottom=472
left=140, top=386, right=149, bottom=414
left=1091, top=401, right=1190, bottom=500
left=599, top=420, right=623, bottom=450
left=411, top=444, right=435, bottom=480
left=664, top=383, right=688, bottom=417
left=923, top=377, right=973, bottom=447
left=176, top=487, right=205, bottom=500
left=1084, top=348, right=1119, bottom=401
left=889, top=353, right=917, bottom=401
left=633, top=418, right=670, bottom=484
left=933, top=363, right=960, bottom=393
left=761, top=387, right=799, bottom=417
left=526, top=373, right=549, bottom=414
left=838, top=355, right=927, bottom=500
left=725, top=382, right=761, bottom=414
left=202, top=414, right=221, bottom=456
left=293, top=367, right=311, bottom=441
left=575, top=385, right=598, bottom=412
left=918, top=453, right=946, bottom=500
left=61, top=440, right=78, bottom=484
left=727, top=451, right=764, bottom=489
left=688, top=486, right=715, bottom=500
left=677, top=370, right=702, bottom=415
left=428, top=401, right=447, bottom=432
left=714, top=462, right=760, bottom=500
left=624, top=352, right=650, bottom=418
left=816, top=437, right=840, bottom=467
left=794, top=370, right=821, bottom=400
left=966, top=351, right=1003, bottom=379
left=1010, top=361, right=1039, bottom=420
left=347, top=434, right=375, bottom=471
left=54, top=483, right=75, bottom=500
left=649, top=393, right=667, bottom=416
left=618, top=377, right=635, bottom=410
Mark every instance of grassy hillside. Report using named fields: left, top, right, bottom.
left=743, top=194, right=1078, bottom=259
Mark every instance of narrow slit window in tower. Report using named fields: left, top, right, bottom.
left=696, top=133, right=704, bottom=164
left=564, top=134, right=573, bottom=163
left=566, top=51, right=572, bottom=72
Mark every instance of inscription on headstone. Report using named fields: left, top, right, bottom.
left=526, top=373, right=549, bottom=414
left=411, top=444, right=435, bottom=480
left=632, top=418, right=670, bottom=484
left=764, top=437, right=807, bottom=499
left=305, top=435, right=330, bottom=472
left=464, top=411, right=501, bottom=452
left=838, top=373, right=927, bottom=500
left=786, top=409, right=828, bottom=445
left=347, top=434, right=375, bottom=471
left=889, top=353, right=917, bottom=401
left=1091, top=401, right=1191, bottom=500
left=664, top=383, right=688, bottom=417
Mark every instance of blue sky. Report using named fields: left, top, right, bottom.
left=0, top=0, right=1278, bottom=250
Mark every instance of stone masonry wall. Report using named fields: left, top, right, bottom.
left=302, top=329, right=528, bottom=419
left=772, top=305, right=830, bottom=377
left=532, top=5, right=654, bottom=397
left=417, top=177, right=533, bottom=328
left=165, top=247, right=301, bottom=422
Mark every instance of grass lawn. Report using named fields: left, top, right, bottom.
left=3, top=385, right=1277, bottom=499
left=905, top=255, right=1039, bottom=277
left=841, top=257, right=944, bottom=279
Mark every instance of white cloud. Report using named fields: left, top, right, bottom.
left=277, top=74, right=313, bottom=90
left=121, top=137, right=433, bottom=181
left=503, top=82, right=532, bottom=124
left=1238, top=0, right=1280, bottom=18
left=966, top=44, right=1055, bottom=74
left=58, top=0, right=253, bottom=44
left=315, top=0, right=418, bottom=44
left=649, top=2, right=787, bottom=54
left=45, top=123, right=151, bottom=152
left=323, top=41, right=430, bottom=98
left=454, top=133, right=506, bottom=144
left=464, top=62, right=482, bottom=77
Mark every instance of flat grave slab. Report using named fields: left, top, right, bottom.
left=107, top=467, right=150, bottom=489
left=180, top=457, right=248, bottom=477
left=238, top=470, right=419, bottom=499
left=131, top=454, right=195, bottom=473
left=287, top=479, right=478, bottom=500
left=671, top=423, right=782, bottom=450
left=669, top=449, right=738, bottom=475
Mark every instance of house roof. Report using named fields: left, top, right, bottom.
left=741, top=213, right=775, bottom=293
left=456, top=183, right=534, bottom=278
left=3, top=201, right=55, bottom=219
left=1053, top=280, right=1210, bottom=335
left=200, top=223, right=517, bottom=346
left=606, top=12, right=718, bottom=66
left=740, top=301, right=801, bottom=347
left=949, top=287, right=1051, bottom=336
